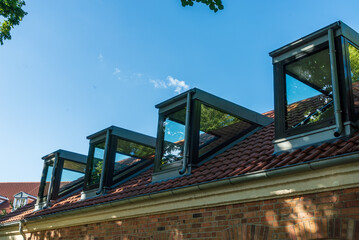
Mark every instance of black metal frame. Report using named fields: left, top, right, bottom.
left=341, top=38, right=359, bottom=123
left=83, top=126, right=156, bottom=192
left=271, top=21, right=359, bottom=140
left=154, top=88, right=273, bottom=173
left=37, top=150, right=87, bottom=205
left=273, top=42, right=337, bottom=139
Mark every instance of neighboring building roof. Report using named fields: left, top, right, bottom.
left=0, top=182, right=39, bottom=214
left=0, top=183, right=39, bottom=201
left=1, top=111, right=359, bottom=224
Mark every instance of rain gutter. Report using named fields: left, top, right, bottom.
left=4, top=151, right=359, bottom=226
left=19, top=220, right=26, bottom=240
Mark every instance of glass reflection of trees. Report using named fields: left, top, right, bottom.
left=348, top=44, right=359, bottom=114
left=285, top=48, right=334, bottom=129
left=113, top=139, right=155, bottom=178
left=88, top=143, right=105, bottom=186
left=160, top=103, right=255, bottom=166
left=161, top=108, right=186, bottom=165
left=199, top=104, right=250, bottom=157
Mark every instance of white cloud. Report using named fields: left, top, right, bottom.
left=113, top=67, right=121, bottom=74
left=98, top=53, right=104, bottom=62
left=150, top=79, right=167, bottom=89
left=149, top=76, right=189, bottom=94
left=167, top=76, right=189, bottom=94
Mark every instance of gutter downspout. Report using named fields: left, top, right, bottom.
left=19, top=220, right=26, bottom=240
left=96, top=129, right=111, bottom=195
left=44, top=152, right=59, bottom=208
left=328, top=28, right=343, bottom=137
left=179, top=91, right=193, bottom=175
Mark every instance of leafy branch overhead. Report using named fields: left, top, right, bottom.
left=0, top=0, right=27, bottom=45
left=181, top=0, right=224, bottom=12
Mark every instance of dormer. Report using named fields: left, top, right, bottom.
left=82, top=126, right=156, bottom=199
left=152, top=88, right=273, bottom=182
left=35, top=150, right=87, bottom=210
left=270, top=21, right=359, bottom=152
left=13, top=192, right=36, bottom=211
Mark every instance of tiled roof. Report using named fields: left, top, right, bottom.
left=1, top=111, right=359, bottom=224
left=0, top=182, right=39, bottom=215
left=0, top=183, right=39, bottom=201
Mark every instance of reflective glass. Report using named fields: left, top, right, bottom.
left=59, top=160, right=86, bottom=192
left=161, top=107, right=186, bottom=165
left=43, top=164, right=53, bottom=197
left=285, top=48, right=334, bottom=128
left=199, top=104, right=253, bottom=157
left=88, top=142, right=105, bottom=186
left=348, top=43, right=359, bottom=115
left=113, top=138, right=155, bottom=179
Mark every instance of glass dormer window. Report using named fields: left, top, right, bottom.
left=285, top=47, right=334, bottom=129
left=153, top=88, right=273, bottom=182
left=82, top=126, right=156, bottom=198
left=35, top=150, right=87, bottom=211
left=270, top=21, right=359, bottom=152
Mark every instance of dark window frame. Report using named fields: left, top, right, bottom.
left=341, top=37, right=359, bottom=122
left=83, top=138, right=107, bottom=191
left=37, top=150, right=87, bottom=206
left=154, top=88, right=273, bottom=173
left=274, top=42, right=338, bottom=139
left=84, top=126, right=156, bottom=192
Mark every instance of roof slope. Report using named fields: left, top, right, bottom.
left=0, top=183, right=39, bottom=200
left=2, top=112, right=359, bottom=224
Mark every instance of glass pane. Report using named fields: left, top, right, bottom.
left=88, top=142, right=105, bottom=186
left=43, top=164, right=54, bottom=197
left=161, top=107, right=186, bottom=165
left=113, top=138, right=155, bottom=179
left=348, top=43, right=359, bottom=115
left=285, top=48, right=334, bottom=129
left=199, top=104, right=254, bottom=157
left=59, top=160, right=86, bottom=192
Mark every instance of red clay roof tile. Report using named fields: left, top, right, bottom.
left=3, top=112, right=359, bottom=224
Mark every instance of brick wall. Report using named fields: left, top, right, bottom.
left=26, top=187, right=359, bottom=240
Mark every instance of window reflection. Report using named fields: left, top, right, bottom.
left=88, top=142, right=105, bottom=186
left=43, top=164, right=53, bottom=198
left=285, top=48, right=334, bottom=128
left=59, top=160, right=85, bottom=193
left=199, top=104, right=253, bottom=157
left=161, top=107, right=186, bottom=165
left=348, top=43, right=359, bottom=115
left=113, top=138, right=155, bottom=180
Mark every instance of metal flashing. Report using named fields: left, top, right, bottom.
left=87, top=126, right=156, bottom=148
left=42, top=149, right=87, bottom=164
left=156, top=88, right=273, bottom=127
left=270, top=21, right=359, bottom=61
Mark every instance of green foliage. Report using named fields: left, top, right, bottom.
left=349, top=44, right=359, bottom=82
left=200, top=104, right=240, bottom=132
left=0, top=0, right=27, bottom=45
left=117, top=139, right=155, bottom=159
left=0, top=209, right=7, bottom=216
left=181, top=0, right=223, bottom=12
left=89, top=158, right=103, bottom=185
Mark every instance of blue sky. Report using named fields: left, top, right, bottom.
left=1, top=0, right=359, bottom=181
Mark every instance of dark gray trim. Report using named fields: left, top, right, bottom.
left=87, top=126, right=156, bottom=149
left=156, top=88, right=273, bottom=127
left=42, top=149, right=87, bottom=165
left=269, top=21, right=341, bottom=58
